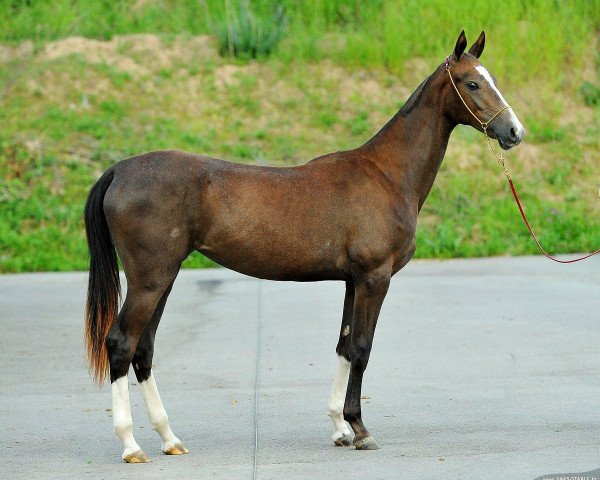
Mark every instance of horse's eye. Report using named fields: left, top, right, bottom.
left=466, top=82, right=479, bottom=91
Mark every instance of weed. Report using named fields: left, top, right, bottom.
left=580, top=81, right=600, bottom=108
left=100, top=100, right=126, bottom=118
left=157, top=68, right=175, bottom=79
left=93, top=62, right=132, bottom=87
left=215, top=0, right=287, bottom=60
left=348, top=112, right=369, bottom=136
left=525, top=118, right=566, bottom=143
left=315, top=112, right=339, bottom=128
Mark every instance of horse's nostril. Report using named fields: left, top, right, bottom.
left=510, top=127, right=522, bottom=142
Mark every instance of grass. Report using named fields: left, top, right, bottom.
left=215, top=0, right=286, bottom=59
left=2, top=0, right=599, bottom=89
left=1, top=1, right=599, bottom=272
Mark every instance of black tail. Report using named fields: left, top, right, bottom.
left=84, top=168, right=120, bottom=384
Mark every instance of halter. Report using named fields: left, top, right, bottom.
left=445, top=56, right=511, bottom=177
left=445, top=55, right=600, bottom=264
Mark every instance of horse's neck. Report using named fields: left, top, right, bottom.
left=361, top=72, right=455, bottom=210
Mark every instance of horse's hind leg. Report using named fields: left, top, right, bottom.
left=132, top=281, right=189, bottom=456
left=106, top=262, right=181, bottom=463
left=327, top=280, right=354, bottom=446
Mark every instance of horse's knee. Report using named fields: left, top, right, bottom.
left=348, top=338, right=371, bottom=370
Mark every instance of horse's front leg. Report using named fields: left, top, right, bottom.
left=343, top=264, right=391, bottom=450
left=327, top=280, right=354, bottom=446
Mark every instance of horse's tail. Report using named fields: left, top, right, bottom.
left=84, top=168, right=120, bottom=384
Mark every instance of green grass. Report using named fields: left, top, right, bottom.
left=416, top=167, right=600, bottom=259
left=215, top=0, right=286, bottom=60
left=2, top=0, right=599, bottom=89
left=1, top=0, right=599, bottom=272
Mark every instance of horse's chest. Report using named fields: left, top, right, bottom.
left=347, top=217, right=415, bottom=271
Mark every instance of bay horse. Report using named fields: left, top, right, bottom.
left=84, top=31, right=524, bottom=462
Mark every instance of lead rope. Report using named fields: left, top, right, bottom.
left=445, top=56, right=600, bottom=263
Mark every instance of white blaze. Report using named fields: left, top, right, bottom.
left=475, top=65, right=524, bottom=137
left=327, top=355, right=352, bottom=441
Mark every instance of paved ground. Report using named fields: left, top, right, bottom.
left=1, top=256, right=599, bottom=480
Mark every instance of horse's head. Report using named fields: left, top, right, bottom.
left=445, top=30, right=525, bottom=150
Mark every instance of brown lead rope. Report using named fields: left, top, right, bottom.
left=445, top=56, right=600, bottom=264
left=506, top=178, right=600, bottom=263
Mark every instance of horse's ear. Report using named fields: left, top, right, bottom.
left=453, top=30, right=467, bottom=61
left=468, top=31, right=485, bottom=58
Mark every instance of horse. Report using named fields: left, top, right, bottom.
left=84, top=30, right=524, bottom=463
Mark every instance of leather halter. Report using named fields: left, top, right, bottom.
left=444, top=56, right=510, bottom=135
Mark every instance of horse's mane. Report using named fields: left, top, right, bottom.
left=398, top=75, right=431, bottom=117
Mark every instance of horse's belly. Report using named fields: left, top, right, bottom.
left=196, top=232, right=348, bottom=281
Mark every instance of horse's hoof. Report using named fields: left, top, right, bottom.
left=163, top=443, right=189, bottom=455
left=353, top=435, right=380, bottom=450
left=333, top=433, right=353, bottom=446
left=123, top=450, right=150, bottom=463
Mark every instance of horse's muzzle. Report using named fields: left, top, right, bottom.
left=494, top=115, right=525, bottom=150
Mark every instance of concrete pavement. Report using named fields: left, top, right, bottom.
left=1, top=256, right=599, bottom=479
